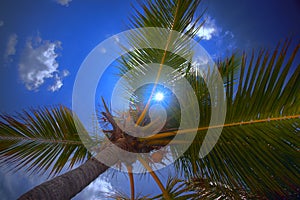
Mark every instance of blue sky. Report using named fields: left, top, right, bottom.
left=0, top=0, right=299, bottom=199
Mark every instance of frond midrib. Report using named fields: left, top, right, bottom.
left=146, top=114, right=300, bottom=140
left=0, top=135, right=83, bottom=145
left=135, top=0, right=183, bottom=126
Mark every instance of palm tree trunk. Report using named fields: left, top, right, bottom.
left=18, top=158, right=108, bottom=200
left=18, top=143, right=121, bottom=200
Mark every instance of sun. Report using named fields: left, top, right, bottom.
left=154, top=92, right=164, bottom=101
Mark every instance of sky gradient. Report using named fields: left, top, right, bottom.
left=0, top=0, right=299, bottom=199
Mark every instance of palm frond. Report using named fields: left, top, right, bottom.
left=119, top=0, right=204, bottom=77
left=227, top=41, right=300, bottom=121
left=175, top=42, right=300, bottom=198
left=152, top=177, right=194, bottom=199
left=0, top=105, right=90, bottom=177
left=151, top=176, right=264, bottom=200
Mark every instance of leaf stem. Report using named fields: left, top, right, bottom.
left=126, top=165, right=135, bottom=200
left=137, top=156, right=171, bottom=200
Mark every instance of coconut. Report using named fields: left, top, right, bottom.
left=151, top=151, right=164, bottom=163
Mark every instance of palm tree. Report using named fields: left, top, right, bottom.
left=0, top=0, right=299, bottom=199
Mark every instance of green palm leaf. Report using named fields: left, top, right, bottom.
left=153, top=176, right=267, bottom=200
left=118, top=0, right=204, bottom=78
left=0, top=106, right=90, bottom=177
left=175, top=42, right=300, bottom=198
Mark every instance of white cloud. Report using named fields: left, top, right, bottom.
left=188, top=16, right=235, bottom=41
left=199, top=27, right=215, bottom=40
left=56, top=0, right=72, bottom=7
left=225, top=31, right=235, bottom=40
left=0, top=20, right=4, bottom=27
left=196, top=17, right=219, bottom=40
left=18, top=36, right=68, bottom=92
left=4, top=33, right=18, bottom=59
left=74, top=177, right=113, bottom=200
left=48, top=75, right=63, bottom=92
left=62, top=69, right=70, bottom=77
left=48, top=70, right=69, bottom=92
left=187, top=16, right=236, bottom=59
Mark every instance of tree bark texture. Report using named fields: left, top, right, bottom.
left=18, top=143, right=121, bottom=200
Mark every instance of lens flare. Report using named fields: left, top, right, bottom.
left=154, top=92, right=164, bottom=101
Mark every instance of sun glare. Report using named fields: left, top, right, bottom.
left=154, top=92, right=164, bottom=101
